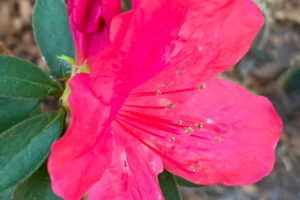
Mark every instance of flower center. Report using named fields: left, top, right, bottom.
left=110, top=83, right=229, bottom=173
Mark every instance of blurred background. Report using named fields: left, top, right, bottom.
left=0, top=0, right=299, bottom=199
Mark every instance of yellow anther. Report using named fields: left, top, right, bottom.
left=177, top=120, right=183, bottom=125
left=155, top=90, right=162, bottom=95
left=189, top=166, right=197, bottom=172
left=184, top=127, right=194, bottom=134
left=198, top=83, right=206, bottom=90
left=165, top=104, right=174, bottom=109
left=214, top=137, right=223, bottom=142
left=194, top=123, right=204, bottom=129
left=170, top=136, right=176, bottom=142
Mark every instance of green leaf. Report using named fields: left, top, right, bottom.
left=14, top=164, right=62, bottom=200
left=0, top=110, right=65, bottom=193
left=0, top=187, right=15, bottom=200
left=175, top=176, right=202, bottom=187
left=33, top=0, right=75, bottom=78
left=0, top=97, right=40, bottom=133
left=0, top=55, right=61, bottom=98
left=26, top=104, right=42, bottom=118
left=158, top=171, right=182, bottom=200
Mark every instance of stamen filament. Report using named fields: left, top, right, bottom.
left=130, top=87, right=197, bottom=97
left=118, top=112, right=181, bottom=134
left=116, top=116, right=165, bottom=139
left=119, top=110, right=210, bottom=140
left=114, top=119, right=193, bottom=174
left=121, top=110, right=184, bottom=128
left=123, top=105, right=167, bottom=109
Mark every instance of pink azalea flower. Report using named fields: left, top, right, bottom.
left=48, top=0, right=282, bottom=199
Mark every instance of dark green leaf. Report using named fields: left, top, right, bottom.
left=0, top=97, right=39, bottom=133
left=14, top=164, right=62, bottom=200
left=0, top=187, right=15, bottom=200
left=33, top=0, right=75, bottom=78
left=175, top=176, right=202, bottom=187
left=0, top=110, right=65, bottom=192
left=158, top=171, right=182, bottom=200
left=0, top=55, right=61, bottom=98
left=26, top=104, right=42, bottom=118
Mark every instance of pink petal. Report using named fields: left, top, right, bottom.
left=68, top=0, right=121, bottom=65
left=119, top=79, right=282, bottom=185
left=132, top=0, right=142, bottom=8
left=48, top=74, right=113, bottom=200
left=93, top=0, right=263, bottom=88
left=87, top=134, right=163, bottom=200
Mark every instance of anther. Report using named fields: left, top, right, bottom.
left=189, top=166, right=197, bottom=172
left=165, top=104, right=174, bottom=109
left=214, top=137, right=223, bottom=142
left=155, top=90, right=162, bottom=95
left=177, top=120, right=183, bottom=125
left=198, top=83, right=206, bottom=90
left=194, top=123, right=204, bottom=129
left=184, top=127, right=194, bottom=134
left=170, top=136, right=176, bottom=142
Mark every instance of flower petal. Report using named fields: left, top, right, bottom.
left=68, top=0, right=121, bottom=64
left=132, top=0, right=142, bottom=8
left=119, top=79, right=282, bottom=185
left=96, top=0, right=263, bottom=88
left=87, top=134, right=163, bottom=200
left=48, top=74, right=113, bottom=200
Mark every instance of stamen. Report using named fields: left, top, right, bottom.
left=114, top=119, right=193, bottom=174
left=119, top=110, right=210, bottom=140
left=198, top=83, right=206, bottom=90
left=165, top=104, right=174, bottom=109
left=184, top=127, right=194, bottom=135
left=130, top=87, right=197, bottom=97
left=214, top=137, right=223, bottom=142
left=122, top=104, right=174, bottom=110
left=170, top=136, right=176, bottom=142
left=155, top=90, right=162, bottom=95
left=130, top=81, right=207, bottom=98
left=116, top=116, right=165, bottom=139
left=194, top=123, right=204, bottom=129
left=123, top=105, right=167, bottom=109
left=117, top=116, right=206, bottom=144
left=189, top=166, right=197, bottom=172
left=118, top=112, right=181, bottom=133
left=120, top=110, right=184, bottom=128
